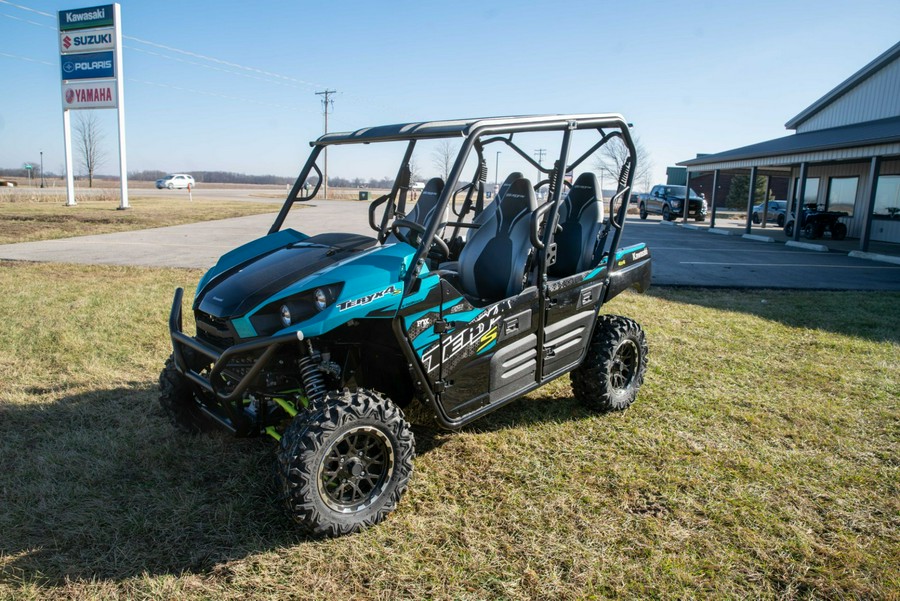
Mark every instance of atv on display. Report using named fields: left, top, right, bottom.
left=162, top=114, right=652, bottom=536
left=783, top=204, right=849, bottom=240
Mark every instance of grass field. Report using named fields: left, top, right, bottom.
left=0, top=190, right=279, bottom=245
left=0, top=261, right=897, bottom=600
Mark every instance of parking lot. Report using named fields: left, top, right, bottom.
left=0, top=202, right=898, bottom=290
left=620, top=218, right=900, bottom=290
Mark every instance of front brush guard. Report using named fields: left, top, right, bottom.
left=168, top=287, right=301, bottom=432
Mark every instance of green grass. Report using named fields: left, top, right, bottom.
left=0, top=262, right=897, bottom=600
left=0, top=191, right=279, bottom=245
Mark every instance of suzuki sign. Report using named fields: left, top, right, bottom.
left=60, top=27, right=115, bottom=54
left=60, top=50, right=115, bottom=80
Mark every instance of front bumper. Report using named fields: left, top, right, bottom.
left=169, top=287, right=301, bottom=426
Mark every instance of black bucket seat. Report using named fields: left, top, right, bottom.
left=457, top=176, right=538, bottom=303
left=548, top=172, right=605, bottom=277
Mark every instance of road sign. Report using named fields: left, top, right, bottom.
left=61, top=50, right=114, bottom=81
left=24, top=164, right=33, bottom=170
left=58, top=4, right=114, bottom=31
left=60, top=27, right=115, bottom=54
left=62, top=79, right=117, bottom=109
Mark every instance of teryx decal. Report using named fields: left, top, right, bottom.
left=338, top=285, right=401, bottom=312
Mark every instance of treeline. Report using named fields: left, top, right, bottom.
left=128, top=170, right=295, bottom=185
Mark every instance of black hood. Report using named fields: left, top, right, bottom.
left=197, top=232, right=376, bottom=318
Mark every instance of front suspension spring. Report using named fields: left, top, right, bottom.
left=298, top=353, right=327, bottom=404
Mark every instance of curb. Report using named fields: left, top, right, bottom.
left=709, top=228, right=733, bottom=236
left=786, top=240, right=828, bottom=252
left=742, top=233, right=775, bottom=243
left=658, top=220, right=677, bottom=227
left=848, top=250, right=900, bottom=265
left=679, top=223, right=705, bottom=231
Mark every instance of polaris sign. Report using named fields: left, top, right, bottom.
left=60, top=27, right=114, bottom=54
left=60, top=51, right=114, bottom=80
left=58, top=4, right=114, bottom=31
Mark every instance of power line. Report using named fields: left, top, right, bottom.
left=316, top=89, right=336, bottom=199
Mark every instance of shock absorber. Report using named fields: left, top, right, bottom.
left=298, top=345, right=327, bottom=404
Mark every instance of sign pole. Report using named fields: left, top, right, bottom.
left=63, top=108, right=76, bottom=206
left=113, top=3, right=128, bottom=210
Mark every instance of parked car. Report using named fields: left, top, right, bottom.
left=156, top=174, right=195, bottom=189
left=639, top=185, right=707, bottom=221
left=752, top=200, right=787, bottom=226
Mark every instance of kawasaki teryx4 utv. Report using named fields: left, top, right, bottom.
left=162, top=114, right=652, bottom=536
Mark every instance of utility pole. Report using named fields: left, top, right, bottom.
left=316, top=89, right=336, bottom=199
left=494, top=151, right=501, bottom=188
left=40, top=151, right=45, bottom=188
left=533, top=148, right=546, bottom=195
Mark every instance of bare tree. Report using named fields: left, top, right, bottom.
left=431, top=140, right=458, bottom=181
left=74, top=111, right=107, bottom=187
left=594, top=134, right=653, bottom=192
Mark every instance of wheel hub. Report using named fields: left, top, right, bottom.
left=318, top=425, right=394, bottom=513
left=610, top=339, right=639, bottom=391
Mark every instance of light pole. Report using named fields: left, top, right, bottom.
left=40, top=151, right=44, bottom=188
left=494, top=151, right=501, bottom=187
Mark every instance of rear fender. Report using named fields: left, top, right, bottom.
left=604, top=244, right=652, bottom=302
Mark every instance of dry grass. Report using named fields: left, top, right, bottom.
left=0, top=262, right=897, bottom=600
left=0, top=190, right=279, bottom=245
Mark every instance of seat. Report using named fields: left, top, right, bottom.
left=457, top=176, right=538, bottom=303
left=548, top=172, right=605, bottom=277
left=387, top=177, right=445, bottom=244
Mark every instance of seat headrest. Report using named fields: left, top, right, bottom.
left=497, top=177, right=537, bottom=222
left=420, top=177, right=444, bottom=200
left=566, top=172, right=601, bottom=208
left=497, top=172, right=524, bottom=199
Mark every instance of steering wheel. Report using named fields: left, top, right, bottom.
left=390, top=219, right=450, bottom=260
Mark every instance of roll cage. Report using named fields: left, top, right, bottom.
left=269, top=114, right=637, bottom=295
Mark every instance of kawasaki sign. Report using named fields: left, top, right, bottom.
left=58, top=4, right=114, bottom=31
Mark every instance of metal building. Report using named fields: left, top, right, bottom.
left=677, top=40, right=900, bottom=252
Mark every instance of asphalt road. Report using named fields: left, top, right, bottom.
left=1, top=201, right=899, bottom=290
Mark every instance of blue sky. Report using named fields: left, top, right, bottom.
left=1, top=0, right=899, bottom=186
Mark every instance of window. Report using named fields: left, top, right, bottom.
left=874, top=175, right=900, bottom=218
left=827, top=177, right=858, bottom=217
left=791, top=177, right=819, bottom=213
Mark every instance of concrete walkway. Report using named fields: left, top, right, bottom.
left=2, top=203, right=899, bottom=290
left=0, top=201, right=370, bottom=269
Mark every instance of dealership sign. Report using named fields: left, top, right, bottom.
left=58, top=4, right=114, bottom=31
left=58, top=4, right=128, bottom=209
left=62, top=80, right=117, bottom=109
left=60, top=50, right=115, bottom=80
left=60, top=27, right=114, bottom=54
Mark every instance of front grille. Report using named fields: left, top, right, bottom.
left=195, top=310, right=236, bottom=349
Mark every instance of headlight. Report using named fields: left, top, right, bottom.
left=250, top=283, right=344, bottom=336
left=314, top=288, right=328, bottom=311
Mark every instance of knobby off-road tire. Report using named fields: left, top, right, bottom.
left=158, top=354, right=211, bottom=434
left=832, top=222, right=848, bottom=240
left=571, top=315, right=648, bottom=412
left=275, top=389, right=415, bottom=537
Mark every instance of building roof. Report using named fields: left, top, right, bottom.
left=678, top=115, right=900, bottom=168
left=785, top=40, right=900, bottom=130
